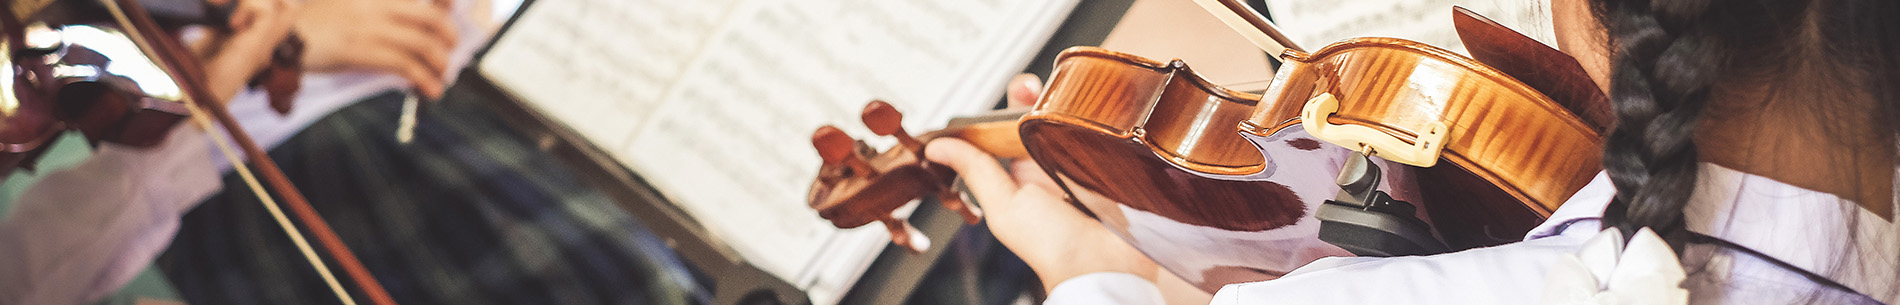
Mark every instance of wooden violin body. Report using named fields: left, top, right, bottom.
left=1021, top=47, right=1413, bottom=292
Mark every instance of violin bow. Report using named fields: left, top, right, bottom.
left=1186, top=0, right=1305, bottom=55
left=96, top=0, right=397, bottom=304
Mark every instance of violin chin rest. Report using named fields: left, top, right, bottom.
left=1315, top=195, right=1448, bottom=257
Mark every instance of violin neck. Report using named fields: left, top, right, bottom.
left=921, top=108, right=1029, bottom=159
left=1187, top=0, right=1305, bottom=56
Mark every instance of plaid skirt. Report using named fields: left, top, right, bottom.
left=157, top=91, right=708, bottom=305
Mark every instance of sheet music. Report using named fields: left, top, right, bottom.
left=482, top=0, right=741, bottom=144
left=1262, top=0, right=1556, bottom=55
left=478, top=0, right=1076, bottom=303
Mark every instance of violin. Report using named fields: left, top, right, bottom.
left=1216, top=2, right=1606, bottom=245
left=1022, top=47, right=1360, bottom=292
left=0, top=0, right=300, bottom=172
left=3, top=1, right=395, bottom=304
left=803, top=1, right=1608, bottom=292
left=1013, top=1, right=1608, bottom=292
left=807, top=100, right=1023, bottom=253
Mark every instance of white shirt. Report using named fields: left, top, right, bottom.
left=0, top=1, right=499, bottom=303
left=1046, top=164, right=1899, bottom=304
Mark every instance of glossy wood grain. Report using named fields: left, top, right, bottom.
left=1024, top=47, right=1301, bottom=231
left=1453, top=6, right=1611, bottom=132
left=1244, top=37, right=1603, bottom=248
left=1021, top=47, right=1379, bottom=292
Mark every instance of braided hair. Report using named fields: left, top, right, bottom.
left=1590, top=0, right=1900, bottom=300
left=1592, top=0, right=1722, bottom=249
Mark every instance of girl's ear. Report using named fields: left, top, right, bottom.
left=1551, top=0, right=1613, bottom=96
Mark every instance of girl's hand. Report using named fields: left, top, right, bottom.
left=200, top=0, right=299, bottom=103
left=294, top=0, right=457, bottom=98
left=925, top=74, right=1159, bottom=292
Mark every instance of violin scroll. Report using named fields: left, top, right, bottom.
left=808, top=100, right=990, bottom=253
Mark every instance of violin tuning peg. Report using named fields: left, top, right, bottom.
left=939, top=189, right=983, bottom=225
left=880, top=217, right=930, bottom=253
left=862, top=100, right=923, bottom=149
left=814, top=125, right=879, bottom=178
left=862, top=100, right=905, bottom=136
left=813, top=125, right=855, bottom=164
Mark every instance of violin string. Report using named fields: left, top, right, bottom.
left=1222, top=78, right=1273, bottom=87
left=186, top=104, right=361, bottom=305
left=1219, top=77, right=1277, bottom=91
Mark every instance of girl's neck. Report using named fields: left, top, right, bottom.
left=1697, top=73, right=1894, bottom=219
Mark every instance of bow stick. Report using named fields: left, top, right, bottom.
left=97, top=0, right=397, bottom=304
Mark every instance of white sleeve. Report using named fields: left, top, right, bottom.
left=1043, top=272, right=1164, bottom=305
left=1206, top=222, right=1598, bottom=305
left=0, top=126, right=225, bottom=305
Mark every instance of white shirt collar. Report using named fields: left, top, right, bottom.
left=1526, top=164, right=1899, bottom=302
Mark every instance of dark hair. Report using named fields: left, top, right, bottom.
left=1590, top=0, right=1900, bottom=300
